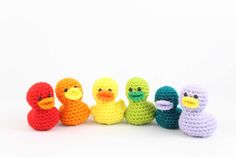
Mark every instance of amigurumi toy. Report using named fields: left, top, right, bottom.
left=91, top=77, right=126, bottom=125
left=125, top=77, right=156, bottom=125
left=155, top=86, right=182, bottom=129
left=26, top=82, right=59, bottom=131
left=179, top=84, right=217, bottom=137
left=56, top=78, right=90, bottom=126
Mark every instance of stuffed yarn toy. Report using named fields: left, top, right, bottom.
left=179, top=84, right=217, bottom=137
left=125, top=77, right=156, bottom=125
left=155, top=86, right=182, bottom=129
left=90, top=77, right=126, bottom=125
left=26, top=82, right=59, bottom=131
left=56, top=78, right=90, bottom=126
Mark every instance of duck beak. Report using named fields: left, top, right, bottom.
left=97, top=91, right=114, bottom=101
left=128, top=91, right=145, bottom=102
left=65, top=87, right=82, bottom=100
left=37, top=97, right=55, bottom=110
left=155, top=100, right=173, bottom=110
left=182, top=97, right=199, bottom=109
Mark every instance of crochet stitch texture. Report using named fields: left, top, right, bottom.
left=125, top=77, right=156, bottom=125
left=56, top=78, right=90, bottom=126
left=155, top=86, right=181, bottom=129
left=27, top=82, right=59, bottom=131
left=91, top=77, right=126, bottom=125
left=179, top=84, right=217, bottom=137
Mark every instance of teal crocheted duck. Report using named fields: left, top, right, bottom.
left=125, top=77, right=156, bottom=125
left=155, top=86, right=182, bottom=129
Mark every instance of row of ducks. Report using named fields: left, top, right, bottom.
left=26, top=77, right=217, bottom=138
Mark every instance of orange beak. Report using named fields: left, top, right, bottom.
left=97, top=91, right=114, bottom=101
left=37, top=97, right=55, bottom=110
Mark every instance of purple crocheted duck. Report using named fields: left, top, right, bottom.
left=179, top=84, right=217, bottom=137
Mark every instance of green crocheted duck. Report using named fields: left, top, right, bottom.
left=125, top=77, right=156, bottom=125
left=155, top=86, right=182, bottom=129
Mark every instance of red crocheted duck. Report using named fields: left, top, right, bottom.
left=26, top=82, right=59, bottom=131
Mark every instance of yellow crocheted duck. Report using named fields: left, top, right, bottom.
left=91, top=77, right=126, bottom=125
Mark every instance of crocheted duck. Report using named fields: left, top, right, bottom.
left=125, top=77, right=156, bottom=125
left=26, top=82, right=59, bottom=131
left=91, top=77, right=126, bottom=125
left=179, top=84, right=217, bottom=137
left=155, top=86, right=182, bottom=129
left=56, top=78, right=90, bottom=126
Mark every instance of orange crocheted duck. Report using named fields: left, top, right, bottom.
left=56, top=78, right=90, bottom=126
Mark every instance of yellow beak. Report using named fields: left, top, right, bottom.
left=182, top=97, right=199, bottom=109
left=37, top=97, right=55, bottom=110
left=65, top=87, right=82, bottom=100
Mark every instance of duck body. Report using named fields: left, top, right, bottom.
left=56, top=78, right=90, bottom=126
left=28, top=107, right=59, bottom=131
left=125, top=101, right=156, bottom=125
left=156, top=108, right=181, bottom=129
left=26, top=82, right=59, bottom=131
left=91, top=77, right=126, bottom=125
left=179, top=111, right=217, bottom=137
left=179, top=84, right=217, bottom=137
left=91, top=100, right=125, bottom=125
left=125, top=77, right=156, bottom=125
left=59, top=100, right=90, bottom=126
left=154, top=86, right=182, bottom=129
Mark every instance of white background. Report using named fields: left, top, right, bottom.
left=0, top=0, right=236, bottom=157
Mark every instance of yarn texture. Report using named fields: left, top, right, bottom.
left=155, top=86, right=182, bottom=129
left=125, top=77, right=156, bottom=125
left=91, top=77, right=126, bottom=125
left=179, top=84, right=217, bottom=137
left=26, top=82, right=59, bottom=131
left=56, top=78, right=90, bottom=126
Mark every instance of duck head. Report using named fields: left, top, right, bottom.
left=56, top=78, right=83, bottom=103
left=27, top=82, right=55, bottom=110
left=155, top=86, right=178, bottom=111
left=180, top=84, right=208, bottom=112
left=126, top=77, right=149, bottom=103
left=92, top=77, right=118, bottom=103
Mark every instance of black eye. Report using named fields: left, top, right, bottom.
left=184, top=92, right=188, bottom=97
left=98, top=88, right=102, bottom=92
left=47, top=94, right=52, bottom=98
left=194, top=95, right=198, bottom=99
left=108, top=89, right=112, bottom=92
left=137, top=87, right=142, bottom=91
left=74, top=86, right=78, bottom=88
left=64, top=88, right=68, bottom=92
left=129, top=88, right=133, bottom=92
left=38, top=96, right=43, bottom=101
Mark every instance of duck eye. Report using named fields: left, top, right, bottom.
left=137, top=87, right=142, bottom=91
left=194, top=95, right=198, bottom=99
left=184, top=92, right=188, bottom=97
left=74, top=86, right=78, bottom=88
left=108, top=89, right=112, bottom=92
left=47, top=94, right=52, bottom=98
left=129, top=88, right=133, bottom=92
left=38, top=96, right=43, bottom=101
left=98, top=88, right=102, bottom=92
left=64, top=88, right=68, bottom=92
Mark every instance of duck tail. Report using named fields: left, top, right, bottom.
left=90, top=106, right=95, bottom=116
left=59, top=105, right=64, bottom=113
left=117, top=100, right=126, bottom=112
